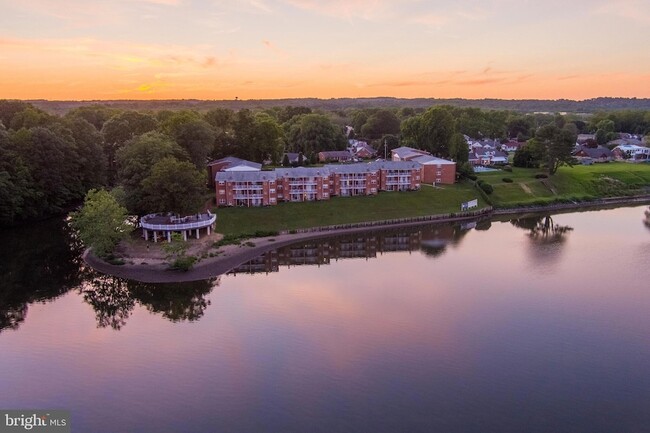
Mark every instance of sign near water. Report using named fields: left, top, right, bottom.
left=461, top=198, right=478, bottom=211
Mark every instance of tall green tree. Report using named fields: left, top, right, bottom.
left=141, top=157, right=206, bottom=215
left=70, top=189, right=132, bottom=258
left=286, top=114, right=346, bottom=155
left=101, top=111, right=159, bottom=183
left=360, top=109, right=401, bottom=139
left=116, top=132, right=188, bottom=214
left=533, top=124, right=577, bottom=175
left=401, top=106, right=456, bottom=157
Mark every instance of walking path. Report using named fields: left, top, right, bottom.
left=84, top=194, right=650, bottom=283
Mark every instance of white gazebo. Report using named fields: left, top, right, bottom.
left=140, top=211, right=217, bottom=242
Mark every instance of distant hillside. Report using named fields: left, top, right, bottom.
left=28, top=97, right=650, bottom=115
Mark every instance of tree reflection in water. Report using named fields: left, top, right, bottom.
left=510, top=215, right=574, bottom=266
left=78, top=269, right=216, bottom=330
left=644, top=207, right=650, bottom=231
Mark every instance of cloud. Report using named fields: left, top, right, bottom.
left=592, top=0, right=650, bottom=24
left=262, top=39, right=288, bottom=58
left=282, top=0, right=390, bottom=21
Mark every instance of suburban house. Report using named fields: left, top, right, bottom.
left=501, top=140, right=524, bottom=152
left=572, top=145, right=613, bottom=163
left=207, top=156, right=262, bottom=187
left=470, top=148, right=509, bottom=166
left=391, top=146, right=456, bottom=184
left=318, top=150, right=354, bottom=163
left=612, top=144, right=650, bottom=161
left=274, top=167, right=331, bottom=202
left=215, top=171, right=277, bottom=207
left=348, top=140, right=377, bottom=159
left=282, top=152, right=301, bottom=165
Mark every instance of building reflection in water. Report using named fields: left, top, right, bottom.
left=230, top=220, right=477, bottom=275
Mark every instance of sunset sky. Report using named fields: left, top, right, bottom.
left=0, top=0, right=648, bottom=100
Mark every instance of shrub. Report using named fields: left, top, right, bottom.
left=170, top=255, right=197, bottom=271
left=534, top=173, right=548, bottom=179
left=479, top=182, right=494, bottom=195
left=502, top=178, right=513, bottom=183
left=476, top=179, right=485, bottom=186
left=467, top=174, right=478, bottom=181
left=502, top=165, right=513, bottom=172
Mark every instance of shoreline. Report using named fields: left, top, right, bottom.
left=84, top=195, right=650, bottom=283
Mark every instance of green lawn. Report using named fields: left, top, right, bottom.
left=214, top=182, right=487, bottom=236
left=477, top=162, right=650, bottom=207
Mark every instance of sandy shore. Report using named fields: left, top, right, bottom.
left=84, top=195, right=650, bottom=283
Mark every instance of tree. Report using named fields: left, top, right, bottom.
left=101, top=111, right=159, bottom=183
left=116, top=131, right=188, bottom=214
left=595, top=119, right=615, bottom=145
left=64, top=117, right=108, bottom=189
left=65, top=105, right=116, bottom=131
left=533, top=125, right=577, bottom=174
left=360, top=109, right=401, bottom=139
left=449, top=133, right=469, bottom=164
left=140, top=157, right=205, bottom=215
left=401, top=106, right=456, bottom=157
left=0, top=129, right=38, bottom=224
left=167, top=117, right=215, bottom=169
left=70, top=189, right=132, bottom=258
left=286, top=114, right=346, bottom=155
left=204, top=108, right=234, bottom=130
left=513, top=140, right=546, bottom=168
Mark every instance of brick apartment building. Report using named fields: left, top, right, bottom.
left=391, top=146, right=456, bottom=185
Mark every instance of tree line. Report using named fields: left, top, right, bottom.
left=2, top=99, right=649, bottom=226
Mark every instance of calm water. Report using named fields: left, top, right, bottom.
left=1, top=206, right=650, bottom=433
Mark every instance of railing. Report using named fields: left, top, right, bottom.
left=141, top=213, right=216, bottom=231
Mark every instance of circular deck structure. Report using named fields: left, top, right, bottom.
left=140, top=211, right=217, bottom=242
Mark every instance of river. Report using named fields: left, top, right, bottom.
left=1, top=206, right=649, bottom=433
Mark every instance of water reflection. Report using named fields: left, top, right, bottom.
left=510, top=215, right=574, bottom=266
left=0, top=218, right=217, bottom=334
left=231, top=221, right=476, bottom=275
left=644, top=207, right=650, bottom=230
left=78, top=274, right=215, bottom=330
left=0, top=219, right=83, bottom=332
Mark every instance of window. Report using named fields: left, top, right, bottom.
left=436, top=178, right=441, bottom=183
left=270, top=198, right=276, bottom=203
left=323, top=193, right=329, bottom=197
left=371, top=179, right=377, bottom=184
left=270, top=189, right=276, bottom=193
left=219, top=199, right=225, bottom=204
left=219, top=189, right=225, bottom=194
left=370, top=188, right=377, bottom=193
left=218, top=181, right=225, bottom=185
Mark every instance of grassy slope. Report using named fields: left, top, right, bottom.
left=477, top=162, right=650, bottom=207
left=212, top=163, right=650, bottom=236
left=215, top=182, right=487, bottom=236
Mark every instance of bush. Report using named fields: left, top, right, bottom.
left=467, top=174, right=478, bottom=181
left=502, top=178, right=513, bottom=183
left=476, top=179, right=485, bottom=186
left=534, top=173, right=548, bottom=179
left=479, top=182, right=494, bottom=195
left=502, top=165, right=513, bottom=172
left=170, top=255, right=197, bottom=271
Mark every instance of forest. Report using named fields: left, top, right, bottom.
left=1, top=99, right=649, bottom=226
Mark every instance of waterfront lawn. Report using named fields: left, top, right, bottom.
left=214, top=182, right=487, bottom=236
left=477, top=162, right=650, bottom=207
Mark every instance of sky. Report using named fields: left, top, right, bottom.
left=0, top=0, right=648, bottom=100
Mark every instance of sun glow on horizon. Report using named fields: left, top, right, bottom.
left=0, top=0, right=648, bottom=100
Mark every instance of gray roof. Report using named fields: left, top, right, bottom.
left=369, top=160, right=421, bottom=170
left=208, top=156, right=261, bottom=170
left=392, top=146, right=429, bottom=160
left=319, top=150, right=353, bottom=158
left=325, top=163, right=379, bottom=174
left=573, top=145, right=612, bottom=158
left=215, top=171, right=276, bottom=182
left=274, top=167, right=331, bottom=177
left=412, top=155, right=455, bottom=165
